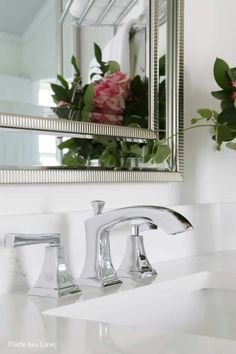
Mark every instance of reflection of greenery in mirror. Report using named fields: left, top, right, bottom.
left=51, top=47, right=169, bottom=169
left=57, top=135, right=170, bottom=170
left=51, top=43, right=149, bottom=128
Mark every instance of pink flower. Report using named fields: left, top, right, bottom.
left=91, top=71, right=130, bottom=125
left=230, top=92, right=236, bottom=100
left=231, top=80, right=236, bottom=88
left=90, top=112, right=122, bottom=125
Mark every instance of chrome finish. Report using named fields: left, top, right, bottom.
left=0, top=169, right=183, bottom=184
left=0, top=112, right=156, bottom=139
left=118, top=220, right=158, bottom=279
left=91, top=200, right=105, bottom=215
left=5, top=233, right=81, bottom=298
left=79, top=205, right=192, bottom=287
left=0, top=0, right=184, bottom=184
left=131, top=220, right=157, bottom=236
left=149, top=0, right=159, bottom=134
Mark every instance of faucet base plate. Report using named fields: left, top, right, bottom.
left=28, top=285, right=81, bottom=298
left=118, top=269, right=158, bottom=280
left=78, top=277, right=123, bottom=288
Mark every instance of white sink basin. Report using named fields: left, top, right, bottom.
left=44, top=271, right=236, bottom=341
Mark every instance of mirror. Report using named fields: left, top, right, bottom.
left=0, top=0, right=167, bottom=137
left=0, top=129, right=170, bottom=171
left=59, top=0, right=151, bottom=129
left=0, top=0, right=184, bottom=183
left=0, top=0, right=60, bottom=118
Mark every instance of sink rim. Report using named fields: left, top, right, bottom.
left=43, top=271, right=236, bottom=322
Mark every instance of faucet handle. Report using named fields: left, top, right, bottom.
left=131, top=220, right=157, bottom=236
left=118, top=220, right=158, bottom=280
left=5, top=232, right=81, bottom=298
left=91, top=200, right=105, bottom=215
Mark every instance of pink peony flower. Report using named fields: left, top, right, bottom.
left=231, top=80, right=236, bottom=88
left=91, top=71, right=130, bottom=125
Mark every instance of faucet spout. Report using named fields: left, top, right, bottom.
left=79, top=206, right=192, bottom=288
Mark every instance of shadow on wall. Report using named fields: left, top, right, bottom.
left=176, top=69, right=218, bottom=204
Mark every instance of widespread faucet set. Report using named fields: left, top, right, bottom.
left=4, top=201, right=192, bottom=297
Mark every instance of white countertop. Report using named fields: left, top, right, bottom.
left=2, top=250, right=236, bottom=354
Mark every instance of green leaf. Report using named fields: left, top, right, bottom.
left=231, top=68, right=236, bottom=79
left=197, top=108, right=213, bottom=119
left=226, top=142, right=236, bottom=150
left=83, top=83, right=95, bottom=107
left=130, top=144, right=143, bottom=157
left=216, top=125, right=233, bottom=145
left=94, top=43, right=102, bottom=64
left=81, top=110, right=90, bottom=122
left=221, top=99, right=233, bottom=110
left=99, top=149, right=118, bottom=167
left=50, top=84, right=69, bottom=102
left=127, top=123, right=141, bottom=128
left=213, top=111, right=219, bottom=119
left=211, top=89, right=234, bottom=100
left=191, top=118, right=199, bottom=124
left=71, top=55, right=80, bottom=76
left=57, top=74, right=69, bottom=90
left=153, top=143, right=171, bottom=164
left=120, top=142, right=130, bottom=155
left=218, top=106, right=236, bottom=128
left=108, top=61, right=120, bottom=73
left=58, top=138, right=78, bottom=150
left=143, top=140, right=154, bottom=163
left=228, top=68, right=236, bottom=81
left=62, top=153, right=86, bottom=167
left=214, top=58, right=232, bottom=89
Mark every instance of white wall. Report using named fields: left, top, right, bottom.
left=178, top=0, right=236, bottom=204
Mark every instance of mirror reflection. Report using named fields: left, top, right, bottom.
left=56, top=0, right=151, bottom=128
left=0, top=0, right=167, bottom=132
left=0, top=130, right=170, bottom=171
left=0, top=0, right=59, bottom=117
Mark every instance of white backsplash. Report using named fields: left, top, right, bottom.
left=0, top=203, right=229, bottom=295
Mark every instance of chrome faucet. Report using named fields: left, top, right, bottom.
left=118, top=220, right=159, bottom=279
left=79, top=201, right=193, bottom=288
left=5, top=233, right=81, bottom=298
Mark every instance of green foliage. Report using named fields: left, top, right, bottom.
left=214, top=58, right=232, bottom=89
left=226, top=142, right=236, bottom=150
left=51, top=84, right=70, bottom=103
left=108, top=61, right=120, bottom=74
left=123, top=75, right=149, bottom=128
left=52, top=45, right=171, bottom=168
left=57, top=74, right=69, bottom=90
left=192, top=57, right=236, bottom=152
left=218, top=106, right=236, bottom=129
left=197, top=108, right=213, bottom=119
